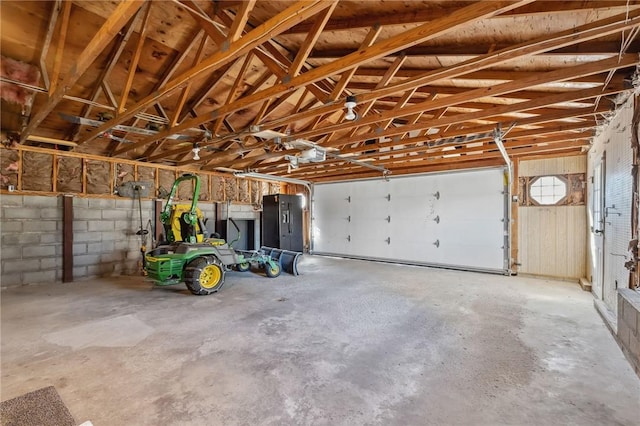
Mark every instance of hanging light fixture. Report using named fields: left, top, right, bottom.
left=192, top=142, right=201, bottom=160
left=344, top=95, right=357, bottom=121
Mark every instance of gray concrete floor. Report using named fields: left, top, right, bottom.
left=2, top=256, right=639, bottom=425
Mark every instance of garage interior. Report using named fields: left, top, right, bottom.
left=1, top=1, right=640, bottom=424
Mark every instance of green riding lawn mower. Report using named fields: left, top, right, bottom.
left=144, top=174, right=300, bottom=295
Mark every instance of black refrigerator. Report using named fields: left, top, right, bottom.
left=262, top=194, right=304, bottom=251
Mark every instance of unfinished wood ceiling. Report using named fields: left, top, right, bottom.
left=1, top=0, right=639, bottom=181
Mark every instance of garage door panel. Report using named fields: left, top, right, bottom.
left=312, top=167, right=508, bottom=273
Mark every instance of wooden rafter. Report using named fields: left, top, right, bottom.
left=118, top=2, right=152, bottom=114
left=228, top=8, right=640, bottom=145
left=227, top=0, right=256, bottom=43
left=283, top=1, right=640, bottom=35
left=170, top=32, right=209, bottom=128
left=66, top=12, right=139, bottom=141
left=291, top=54, right=637, bottom=142
left=329, top=25, right=382, bottom=101
left=20, top=0, right=145, bottom=143
left=81, top=0, right=331, bottom=148
left=48, top=0, right=71, bottom=95
left=39, top=0, right=63, bottom=91
left=212, top=52, right=254, bottom=134
left=133, top=1, right=530, bottom=159
left=288, top=1, right=338, bottom=78
left=309, top=40, right=640, bottom=59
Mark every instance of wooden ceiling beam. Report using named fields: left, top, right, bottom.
left=212, top=52, right=254, bottom=134
left=293, top=54, right=637, bottom=142
left=204, top=103, right=599, bottom=171
left=240, top=103, right=609, bottom=172
left=81, top=0, right=331, bottom=148
left=48, top=0, right=71, bottom=96
left=286, top=139, right=589, bottom=180
left=284, top=1, right=639, bottom=34
left=118, top=2, right=152, bottom=114
left=170, top=32, right=209, bottom=128
left=279, top=132, right=593, bottom=179
left=288, top=1, right=338, bottom=78
left=66, top=14, right=140, bottom=141
left=227, top=0, right=256, bottom=43
left=39, top=0, right=63, bottom=91
left=234, top=8, right=640, bottom=143
left=20, top=0, right=145, bottom=143
left=118, top=1, right=531, bottom=156
left=320, top=83, right=627, bottom=151
left=309, top=40, right=640, bottom=59
left=352, top=68, right=610, bottom=84
left=329, top=25, right=382, bottom=101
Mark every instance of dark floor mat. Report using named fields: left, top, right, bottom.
left=0, top=386, right=75, bottom=426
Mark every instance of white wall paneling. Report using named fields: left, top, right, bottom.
left=312, top=167, right=509, bottom=273
left=587, top=94, right=635, bottom=314
left=517, top=156, right=587, bottom=279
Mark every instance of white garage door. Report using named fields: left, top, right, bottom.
left=312, top=167, right=509, bottom=273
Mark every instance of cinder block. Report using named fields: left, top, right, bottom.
left=23, top=270, right=57, bottom=284
left=102, top=209, right=130, bottom=220
left=0, top=221, right=23, bottom=233
left=40, top=257, right=61, bottom=270
left=74, top=254, right=101, bottom=267
left=73, top=197, right=89, bottom=208
left=100, top=252, right=125, bottom=263
left=629, top=335, right=640, bottom=361
left=88, top=220, right=114, bottom=232
left=23, top=196, right=59, bottom=208
left=89, top=198, right=115, bottom=209
left=115, top=220, right=135, bottom=230
left=0, top=195, right=23, bottom=206
left=40, top=234, right=62, bottom=244
left=126, top=251, right=142, bottom=260
left=40, top=208, right=62, bottom=219
left=73, top=243, right=87, bottom=254
left=618, top=321, right=632, bottom=347
left=75, top=208, right=102, bottom=220
left=2, top=233, right=40, bottom=245
left=115, top=199, right=133, bottom=209
left=72, top=221, right=88, bottom=232
left=624, top=300, right=638, bottom=336
left=101, top=231, right=122, bottom=241
left=87, top=241, right=115, bottom=254
left=22, top=245, right=56, bottom=258
left=23, top=221, right=57, bottom=233
left=73, top=266, right=87, bottom=278
left=1, top=259, right=37, bottom=274
left=1, top=246, right=22, bottom=260
left=2, top=208, right=40, bottom=219
left=618, top=295, right=624, bottom=320
left=73, top=231, right=100, bottom=243
left=1, top=273, right=23, bottom=287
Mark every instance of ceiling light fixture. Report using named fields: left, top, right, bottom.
left=192, top=142, right=201, bottom=160
left=344, top=95, right=357, bottom=121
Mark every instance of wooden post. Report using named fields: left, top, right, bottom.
left=62, top=195, right=73, bottom=282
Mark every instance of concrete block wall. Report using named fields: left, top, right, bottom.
left=1, top=194, right=228, bottom=287
left=617, top=289, right=640, bottom=377
left=217, top=202, right=262, bottom=249
left=1, top=194, right=63, bottom=287
left=71, top=197, right=155, bottom=279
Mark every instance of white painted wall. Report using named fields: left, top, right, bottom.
left=587, top=94, right=635, bottom=313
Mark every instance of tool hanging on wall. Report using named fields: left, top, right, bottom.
left=115, top=181, right=153, bottom=272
